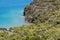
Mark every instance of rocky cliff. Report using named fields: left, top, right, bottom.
left=24, top=0, right=60, bottom=24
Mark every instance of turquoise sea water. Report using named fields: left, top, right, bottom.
left=0, top=7, right=25, bottom=28
left=0, top=0, right=32, bottom=28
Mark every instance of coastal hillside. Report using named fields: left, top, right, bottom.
left=24, top=0, right=60, bottom=24
left=0, top=0, right=60, bottom=40
left=0, top=23, right=60, bottom=40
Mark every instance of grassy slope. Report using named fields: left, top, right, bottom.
left=0, top=23, right=60, bottom=40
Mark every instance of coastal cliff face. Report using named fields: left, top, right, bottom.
left=24, top=0, right=60, bottom=24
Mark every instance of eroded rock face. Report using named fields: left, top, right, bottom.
left=24, top=0, right=60, bottom=24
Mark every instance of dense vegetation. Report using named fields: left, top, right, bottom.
left=0, top=0, right=60, bottom=40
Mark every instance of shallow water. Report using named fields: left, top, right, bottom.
left=0, top=7, right=25, bottom=28
left=0, top=0, right=32, bottom=28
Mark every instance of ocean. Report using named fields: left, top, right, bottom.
left=0, top=0, right=33, bottom=28
left=0, top=7, right=25, bottom=28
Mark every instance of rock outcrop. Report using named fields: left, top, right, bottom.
left=24, top=0, right=60, bottom=24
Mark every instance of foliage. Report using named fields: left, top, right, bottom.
left=0, top=22, right=60, bottom=40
